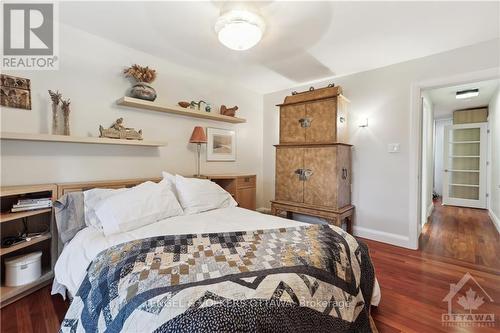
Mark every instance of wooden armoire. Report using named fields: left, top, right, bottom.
left=270, top=85, right=355, bottom=233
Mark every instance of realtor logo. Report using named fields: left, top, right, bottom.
left=442, top=272, right=495, bottom=328
left=2, top=2, right=58, bottom=70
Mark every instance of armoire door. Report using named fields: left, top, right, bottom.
left=303, top=147, right=337, bottom=208
left=336, top=145, right=352, bottom=208
left=280, top=104, right=306, bottom=143
left=275, top=147, right=304, bottom=203
left=305, top=99, right=336, bottom=143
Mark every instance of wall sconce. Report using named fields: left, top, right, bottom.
left=358, top=118, right=369, bottom=128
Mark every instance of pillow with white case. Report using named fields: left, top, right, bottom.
left=83, top=187, right=127, bottom=229
left=95, top=181, right=183, bottom=236
left=174, top=174, right=237, bottom=215
left=161, top=171, right=177, bottom=193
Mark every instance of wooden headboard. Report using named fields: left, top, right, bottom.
left=56, top=177, right=162, bottom=199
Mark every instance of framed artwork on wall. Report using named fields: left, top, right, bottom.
left=206, top=127, right=236, bottom=161
left=0, top=74, right=32, bottom=110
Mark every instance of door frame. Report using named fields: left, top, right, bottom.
left=408, top=68, right=498, bottom=250
left=442, top=122, right=488, bottom=209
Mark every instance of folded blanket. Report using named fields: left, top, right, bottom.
left=61, top=224, right=375, bottom=332
left=54, top=192, right=85, bottom=255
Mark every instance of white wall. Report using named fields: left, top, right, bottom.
left=0, top=24, right=265, bottom=206
left=488, top=87, right=500, bottom=232
left=433, top=118, right=453, bottom=196
left=421, top=94, right=434, bottom=226
left=263, top=39, right=500, bottom=248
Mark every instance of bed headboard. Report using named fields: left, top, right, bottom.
left=56, top=177, right=162, bottom=199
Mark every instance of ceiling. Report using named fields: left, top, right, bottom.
left=427, top=79, right=500, bottom=119
left=60, top=1, right=500, bottom=94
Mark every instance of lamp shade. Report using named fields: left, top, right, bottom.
left=189, top=126, right=207, bottom=143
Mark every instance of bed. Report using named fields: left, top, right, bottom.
left=54, top=177, right=380, bottom=332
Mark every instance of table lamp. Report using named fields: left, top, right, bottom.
left=189, top=126, right=207, bottom=177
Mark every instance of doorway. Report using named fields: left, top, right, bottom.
left=418, top=78, right=499, bottom=247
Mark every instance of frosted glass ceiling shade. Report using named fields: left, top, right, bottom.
left=215, top=10, right=265, bottom=51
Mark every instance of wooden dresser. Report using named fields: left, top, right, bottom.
left=203, top=174, right=256, bottom=210
left=271, top=85, right=354, bottom=232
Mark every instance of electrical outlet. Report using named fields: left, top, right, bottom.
left=388, top=143, right=400, bottom=153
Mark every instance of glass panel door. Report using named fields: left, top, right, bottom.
left=443, top=123, right=487, bottom=208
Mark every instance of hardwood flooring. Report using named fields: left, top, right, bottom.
left=1, top=201, right=498, bottom=332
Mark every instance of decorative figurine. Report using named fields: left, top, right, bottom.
left=61, top=98, right=71, bottom=136
left=220, top=105, right=238, bottom=117
left=123, top=64, right=157, bottom=101
left=48, top=90, right=62, bottom=135
left=178, top=101, right=191, bottom=108
left=99, top=118, right=143, bottom=140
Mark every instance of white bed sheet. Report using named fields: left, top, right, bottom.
left=53, top=207, right=380, bottom=306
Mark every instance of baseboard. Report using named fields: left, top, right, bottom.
left=488, top=209, right=500, bottom=234
left=426, top=202, right=434, bottom=218
left=353, top=226, right=411, bottom=248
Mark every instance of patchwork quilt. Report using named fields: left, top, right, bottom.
left=60, top=224, right=375, bottom=332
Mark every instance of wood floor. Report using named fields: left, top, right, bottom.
left=1, top=201, right=498, bottom=332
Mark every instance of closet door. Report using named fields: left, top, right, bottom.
left=303, top=147, right=337, bottom=208
left=280, top=104, right=306, bottom=143
left=276, top=147, right=304, bottom=203
left=305, top=99, right=336, bottom=143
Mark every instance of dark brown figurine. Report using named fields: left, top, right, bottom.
left=220, top=105, right=238, bottom=117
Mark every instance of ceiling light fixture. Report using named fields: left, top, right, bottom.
left=456, top=89, right=479, bottom=99
left=215, top=10, right=265, bottom=51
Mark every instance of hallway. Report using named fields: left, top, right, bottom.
left=420, top=200, right=500, bottom=268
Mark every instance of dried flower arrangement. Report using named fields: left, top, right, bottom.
left=123, top=64, right=157, bottom=83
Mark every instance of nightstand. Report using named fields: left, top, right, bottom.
left=203, top=174, right=256, bottom=210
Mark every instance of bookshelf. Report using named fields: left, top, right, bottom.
left=0, top=184, right=57, bottom=307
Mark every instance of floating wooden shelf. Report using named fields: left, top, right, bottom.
left=450, top=183, right=480, bottom=188
left=449, top=141, right=480, bottom=144
left=0, top=233, right=51, bottom=256
left=0, top=132, right=166, bottom=147
left=0, top=208, right=52, bottom=224
left=450, top=155, right=480, bottom=158
left=117, top=97, right=247, bottom=124
left=0, top=269, right=53, bottom=307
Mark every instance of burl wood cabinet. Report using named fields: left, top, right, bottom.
left=271, top=85, right=354, bottom=232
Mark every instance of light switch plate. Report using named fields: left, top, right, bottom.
left=388, top=143, right=400, bottom=153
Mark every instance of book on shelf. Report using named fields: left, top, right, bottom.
left=17, top=198, right=52, bottom=205
left=11, top=202, right=52, bottom=212
left=13, top=201, right=52, bottom=208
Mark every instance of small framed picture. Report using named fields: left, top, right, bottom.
left=206, top=127, right=236, bottom=161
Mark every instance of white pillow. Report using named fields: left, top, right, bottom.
left=83, top=187, right=127, bottom=229
left=95, top=181, right=183, bottom=236
left=161, top=171, right=177, bottom=193
left=174, top=174, right=237, bottom=215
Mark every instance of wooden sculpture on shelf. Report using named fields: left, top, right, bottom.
left=48, top=90, right=62, bottom=135
left=220, top=105, right=238, bottom=117
left=61, top=99, right=71, bottom=136
left=99, top=118, right=143, bottom=140
left=178, top=100, right=211, bottom=112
